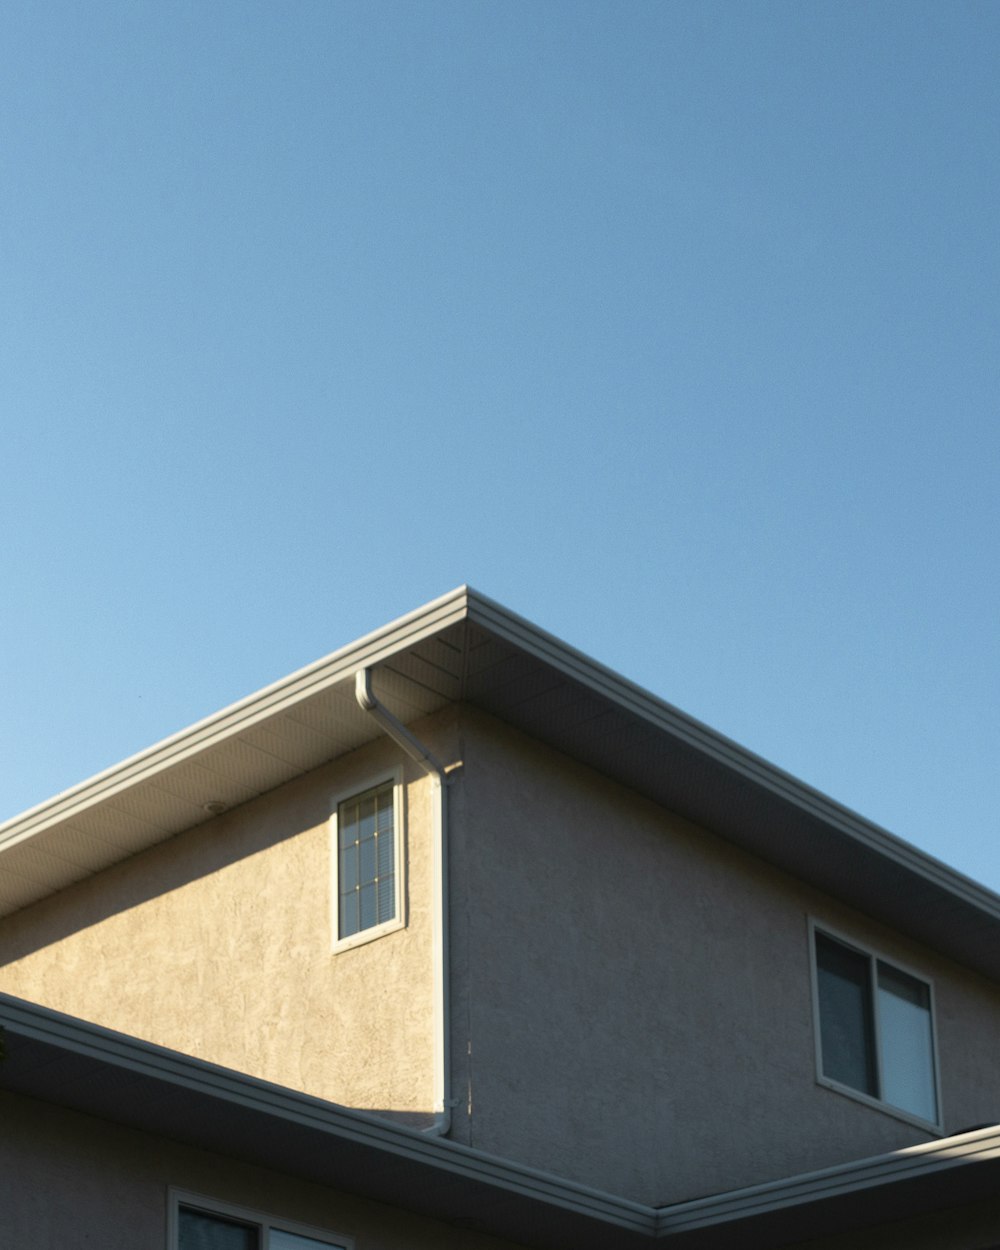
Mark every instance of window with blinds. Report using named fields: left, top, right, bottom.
left=332, top=774, right=403, bottom=950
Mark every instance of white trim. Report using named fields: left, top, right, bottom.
left=330, top=768, right=405, bottom=953
left=808, top=918, right=943, bottom=1133
left=169, top=1188, right=354, bottom=1248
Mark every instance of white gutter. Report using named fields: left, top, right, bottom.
left=354, top=668, right=454, bottom=1137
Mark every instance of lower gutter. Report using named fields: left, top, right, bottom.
left=3, top=993, right=1000, bottom=1248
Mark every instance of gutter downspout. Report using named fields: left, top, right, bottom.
left=355, top=668, right=453, bottom=1137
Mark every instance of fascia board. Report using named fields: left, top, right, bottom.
left=463, top=589, right=1000, bottom=921
left=0, top=993, right=654, bottom=1238
left=0, top=587, right=473, bottom=854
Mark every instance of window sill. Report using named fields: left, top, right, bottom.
left=816, top=1074, right=943, bottom=1135
left=333, top=915, right=405, bottom=955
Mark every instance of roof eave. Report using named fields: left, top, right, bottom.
left=1, top=587, right=998, bottom=976
left=0, top=585, right=473, bottom=854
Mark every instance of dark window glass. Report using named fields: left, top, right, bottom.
left=179, top=1208, right=259, bottom=1250
left=815, top=932, right=877, bottom=1097
left=271, top=1232, right=343, bottom=1249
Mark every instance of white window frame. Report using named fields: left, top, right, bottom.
left=808, top=919, right=943, bottom=1132
left=330, top=768, right=405, bottom=953
left=168, top=1189, right=354, bottom=1250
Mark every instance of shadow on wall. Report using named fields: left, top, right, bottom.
left=0, top=757, right=341, bottom=965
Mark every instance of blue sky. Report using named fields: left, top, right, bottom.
left=2, top=2, right=998, bottom=889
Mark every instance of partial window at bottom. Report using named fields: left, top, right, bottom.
left=177, top=1201, right=350, bottom=1250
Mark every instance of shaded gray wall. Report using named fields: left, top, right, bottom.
left=447, top=708, right=1000, bottom=1203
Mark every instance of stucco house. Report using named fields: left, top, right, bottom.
left=2, top=587, right=1000, bottom=1248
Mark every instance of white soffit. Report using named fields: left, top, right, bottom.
left=0, top=588, right=471, bottom=914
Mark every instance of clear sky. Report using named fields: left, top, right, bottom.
left=2, top=2, right=998, bottom=890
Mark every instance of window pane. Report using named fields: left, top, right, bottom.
left=339, top=889, right=358, bottom=939
left=359, top=882, right=376, bottom=929
left=338, top=802, right=358, bottom=849
left=339, top=846, right=358, bottom=893
left=270, top=1231, right=345, bottom=1250
left=358, top=794, right=376, bottom=840
left=179, top=1208, right=258, bottom=1250
left=359, top=837, right=376, bottom=883
left=377, top=829, right=394, bottom=877
left=877, top=962, right=937, bottom=1122
left=377, top=875, right=395, bottom=924
left=337, top=782, right=395, bottom=939
left=816, top=933, right=877, bottom=1097
left=376, top=793, right=393, bottom=833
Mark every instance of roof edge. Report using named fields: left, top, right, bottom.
left=0, top=587, right=473, bottom=852
left=657, top=1123, right=1000, bottom=1235
left=3, top=587, right=998, bottom=935
left=462, top=589, right=1000, bottom=920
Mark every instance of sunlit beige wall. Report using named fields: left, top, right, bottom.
left=0, top=709, right=459, bottom=1119
left=446, top=708, right=1000, bottom=1203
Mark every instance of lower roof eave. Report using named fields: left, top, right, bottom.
left=657, top=1124, right=1000, bottom=1247
left=2, top=993, right=999, bottom=1248
left=0, top=993, right=653, bottom=1250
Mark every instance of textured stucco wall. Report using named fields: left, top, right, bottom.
left=0, top=709, right=459, bottom=1118
left=0, top=1089, right=522, bottom=1250
left=4, top=700, right=1000, bottom=1210
left=446, top=708, right=1000, bottom=1204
